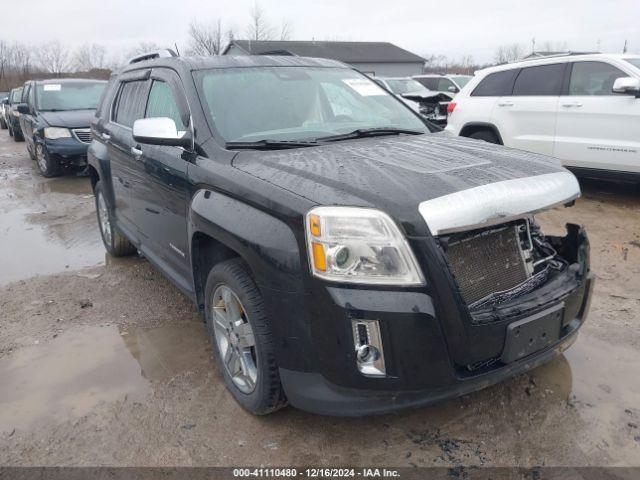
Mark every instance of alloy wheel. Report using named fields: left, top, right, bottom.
left=35, top=144, right=48, bottom=172
left=211, top=284, right=258, bottom=394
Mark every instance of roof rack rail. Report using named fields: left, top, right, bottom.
left=521, top=51, right=599, bottom=61
left=128, top=49, right=178, bottom=65
left=257, top=49, right=297, bottom=56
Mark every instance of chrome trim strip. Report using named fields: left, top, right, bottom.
left=418, top=172, right=581, bottom=236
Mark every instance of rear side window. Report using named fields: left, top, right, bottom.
left=145, top=81, right=186, bottom=129
left=471, top=70, right=518, bottom=96
left=415, top=77, right=437, bottom=90
left=512, top=64, right=565, bottom=96
left=569, top=62, right=627, bottom=96
left=113, top=81, right=147, bottom=127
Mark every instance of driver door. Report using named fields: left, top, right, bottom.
left=554, top=61, right=640, bottom=173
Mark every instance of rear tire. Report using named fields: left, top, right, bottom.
left=94, top=181, right=137, bottom=257
left=469, top=130, right=500, bottom=144
left=13, top=130, right=23, bottom=142
left=8, top=126, right=13, bottom=137
left=35, top=143, right=60, bottom=177
left=0, top=118, right=7, bottom=130
left=205, top=258, right=287, bottom=415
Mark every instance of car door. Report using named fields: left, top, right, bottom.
left=493, top=63, right=565, bottom=155
left=20, top=83, right=36, bottom=145
left=107, top=78, right=150, bottom=234
left=554, top=61, right=640, bottom=173
left=133, top=68, right=191, bottom=284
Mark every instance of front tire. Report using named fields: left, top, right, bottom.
left=94, top=181, right=136, bottom=257
left=13, top=129, right=24, bottom=142
left=35, top=142, right=60, bottom=177
left=205, top=258, right=287, bottom=415
left=469, top=130, right=500, bottom=144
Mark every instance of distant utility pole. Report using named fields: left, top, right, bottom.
left=623, top=39, right=628, bottom=53
left=531, top=37, right=536, bottom=53
left=596, top=38, right=601, bottom=52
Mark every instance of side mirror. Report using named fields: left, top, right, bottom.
left=1, top=99, right=8, bottom=105
left=448, top=85, right=458, bottom=93
left=612, top=77, right=640, bottom=96
left=17, top=103, right=30, bottom=115
left=132, top=117, right=191, bottom=148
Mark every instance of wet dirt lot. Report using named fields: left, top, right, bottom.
left=0, top=133, right=639, bottom=467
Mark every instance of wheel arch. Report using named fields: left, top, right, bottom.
left=459, top=122, right=504, bottom=144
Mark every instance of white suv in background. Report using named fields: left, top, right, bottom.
left=446, top=54, right=640, bottom=179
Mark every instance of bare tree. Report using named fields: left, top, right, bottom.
left=73, top=43, right=107, bottom=71
left=0, top=41, right=9, bottom=88
left=279, top=19, right=293, bottom=41
left=187, top=19, right=230, bottom=55
left=494, top=43, right=526, bottom=64
left=538, top=40, right=568, bottom=52
left=10, top=43, right=32, bottom=78
left=35, top=40, right=71, bottom=75
left=246, top=2, right=274, bottom=41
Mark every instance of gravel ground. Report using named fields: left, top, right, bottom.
left=0, top=132, right=639, bottom=467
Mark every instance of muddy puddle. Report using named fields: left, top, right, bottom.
left=0, top=322, right=211, bottom=433
left=0, top=165, right=106, bottom=285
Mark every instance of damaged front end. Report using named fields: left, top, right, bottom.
left=420, top=171, right=593, bottom=372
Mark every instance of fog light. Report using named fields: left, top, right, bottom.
left=352, top=320, right=386, bottom=377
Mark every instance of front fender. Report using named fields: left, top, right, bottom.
left=189, top=189, right=304, bottom=294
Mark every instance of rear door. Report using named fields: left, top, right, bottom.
left=107, top=78, right=150, bottom=233
left=132, top=68, right=192, bottom=285
left=554, top=60, right=640, bottom=173
left=493, top=63, right=565, bottom=155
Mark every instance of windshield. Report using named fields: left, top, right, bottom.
left=11, top=89, right=22, bottom=103
left=451, top=76, right=472, bottom=88
left=384, top=78, right=430, bottom=95
left=195, top=67, right=427, bottom=143
left=624, top=59, right=640, bottom=70
left=36, top=82, right=106, bottom=111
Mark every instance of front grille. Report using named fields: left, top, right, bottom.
left=445, top=225, right=530, bottom=305
left=72, top=128, right=92, bottom=144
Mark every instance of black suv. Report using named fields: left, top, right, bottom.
left=5, top=87, right=24, bottom=141
left=88, top=51, right=593, bottom=416
left=18, top=79, right=106, bottom=177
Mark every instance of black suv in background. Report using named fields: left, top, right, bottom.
left=88, top=51, right=593, bottom=416
left=5, top=87, right=24, bottom=141
left=18, top=79, right=106, bottom=177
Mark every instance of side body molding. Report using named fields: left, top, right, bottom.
left=189, top=189, right=304, bottom=293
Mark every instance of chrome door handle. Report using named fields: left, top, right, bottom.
left=101, top=133, right=111, bottom=140
left=498, top=101, right=514, bottom=107
left=130, top=147, right=143, bottom=158
left=561, top=102, right=583, bottom=108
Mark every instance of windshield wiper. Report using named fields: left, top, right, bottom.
left=316, top=127, right=424, bottom=143
left=226, top=139, right=320, bottom=150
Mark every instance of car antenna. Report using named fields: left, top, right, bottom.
left=174, top=43, right=181, bottom=56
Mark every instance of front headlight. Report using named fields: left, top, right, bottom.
left=44, top=127, right=71, bottom=139
left=305, top=206, right=425, bottom=285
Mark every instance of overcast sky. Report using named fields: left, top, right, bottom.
left=2, top=0, right=639, bottom=63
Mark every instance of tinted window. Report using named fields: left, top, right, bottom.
left=471, top=70, right=518, bottom=96
left=114, top=81, right=147, bottom=127
left=414, top=77, right=438, bottom=90
left=27, top=85, right=35, bottom=108
left=145, top=81, right=186, bottom=129
left=437, top=78, right=456, bottom=92
left=512, top=64, right=564, bottom=96
left=569, top=62, right=626, bottom=96
left=11, top=89, right=22, bottom=103
left=21, top=84, right=30, bottom=103
left=625, top=59, right=640, bottom=70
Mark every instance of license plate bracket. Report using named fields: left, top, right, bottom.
left=501, top=303, right=564, bottom=364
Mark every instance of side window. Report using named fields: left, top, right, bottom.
left=21, top=84, right=30, bottom=103
left=438, top=78, right=456, bottom=92
left=145, top=80, right=186, bottom=129
left=113, top=80, right=147, bottom=127
left=27, top=85, right=35, bottom=108
left=512, top=64, right=565, bottom=96
left=471, top=70, right=519, bottom=96
left=569, top=62, right=627, bottom=96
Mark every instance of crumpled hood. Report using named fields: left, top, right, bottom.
left=40, top=109, right=95, bottom=129
left=233, top=133, right=579, bottom=235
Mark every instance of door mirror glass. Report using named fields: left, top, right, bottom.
left=612, top=77, right=640, bottom=95
left=448, top=85, right=458, bottom=93
left=132, top=117, right=190, bottom=147
left=17, top=103, right=30, bottom=115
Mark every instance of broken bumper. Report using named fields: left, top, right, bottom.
left=280, top=274, right=593, bottom=416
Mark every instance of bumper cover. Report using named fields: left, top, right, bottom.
left=280, top=274, right=593, bottom=416
left=44, top=137, right=89, bottom=162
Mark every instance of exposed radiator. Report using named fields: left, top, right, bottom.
left=445, top=224, right=531, bottom=306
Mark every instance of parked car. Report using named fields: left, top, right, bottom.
left=18, top=78, right=107, bottom=177
left=6, top=87, right=24, bottom=141
left=88, top=51, right=592, bottom=416
left=413, top=74, right=473, bottom=95
left=0, top=92, right=9, bottom=130
left=446, top=53, right=640, bottom=180
left=373, top=77, right=451, bottom=125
